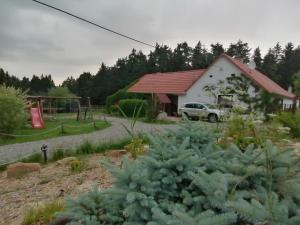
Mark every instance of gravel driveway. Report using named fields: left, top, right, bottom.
left=0, top=116, right=178, bottom=165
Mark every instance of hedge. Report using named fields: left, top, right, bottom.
left=118, top=99, right=148, bottom=117
left=106, top=87, right=147, bottom=113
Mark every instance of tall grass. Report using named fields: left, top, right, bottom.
left=22, top=200, right=64, bottom=225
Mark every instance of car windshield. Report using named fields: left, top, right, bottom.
left=203, top=104, right=218, bottom=109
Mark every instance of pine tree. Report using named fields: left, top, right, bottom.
left=211, top=42, right=225, bottom=60
left=62, top=122, right=300, bottom=225
left=172, top=42, right=192, bottom=71
left=191, top=41, right=213, bottom=69
left=226, top=40, right=251, bottom=63
left=252, top=47, right=262, bottom=70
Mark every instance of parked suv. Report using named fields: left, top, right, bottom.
left=178, top=102, right=226, bottom=122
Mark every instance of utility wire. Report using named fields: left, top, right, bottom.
left=31, top=0, right=155, bottom=48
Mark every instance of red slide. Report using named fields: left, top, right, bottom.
left=31, top=107, right=45, bottom=129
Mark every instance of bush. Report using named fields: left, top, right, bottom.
left=69, top=160, right=88, bottom=173
left=124, top=137, right=145, bottom=159
left=219, top=114, right=290, bottom=150
left=75, top=141, right=95, bottom=155
left=118, top=99, right=148, bottom=117
left=62, top=121, right=300, bottom=225
left=0, top=85, right=26, bottom=133
left=276, top=112, right=300, bottom=137
left=52, top=149, right=66, bottom=161
left=106, top=89, right=137, bottom=112
left=23, top=200, right=64, bottom=225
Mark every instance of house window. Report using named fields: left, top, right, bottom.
left=218, top=95, right=233, bottom=108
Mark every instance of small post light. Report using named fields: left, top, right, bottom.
left=41, top=144, right=48, bottom=163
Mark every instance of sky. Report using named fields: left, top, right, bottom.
left=0, top=0, right=300, bottom=85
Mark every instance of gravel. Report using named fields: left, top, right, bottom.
left=0, top=116, right=178, bottom=165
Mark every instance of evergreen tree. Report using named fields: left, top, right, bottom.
left=226, top=40, right=251, bottom=63
left=252, top=47, right=262, bottom=70
left=191, top=41, right=213, bottom=69
left=261, top=48, right=280, bottom=84
left=172, top=42, right=192, bottom=71
left=210, top=42, right=225, bottom=60
left=278, top=42, right=295, bottom=89
left=62, top=76, right=78, bottom=94
left=76, top=72, right=94, bottom=98
left=147, top=44, right=173, bottom=73
left=62, top=122, right=300, bottom=225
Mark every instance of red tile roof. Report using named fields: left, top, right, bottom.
left=128, top=69, right=206, bottom=95
left=222, top=54, right=295, bottom=99
left=128, top=54, right=295, bottom=99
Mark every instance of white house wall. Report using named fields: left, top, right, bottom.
left=178, top=57, right=257, bottom=109
left=282, top=98, right=294, bottom=110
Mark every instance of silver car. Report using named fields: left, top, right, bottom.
left=178, top=102, right=226, bottom=122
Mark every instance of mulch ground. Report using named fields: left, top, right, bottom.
left=0, top=152, right=124, bottom=225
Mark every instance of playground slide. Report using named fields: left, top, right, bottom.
left=31, top=107, right=45, bottom=129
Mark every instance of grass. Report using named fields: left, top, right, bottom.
left=0, top=138, right=132, bottom=172
left=22, top=200, right=64, bottom=225
left=0, top=118, right=110, bottom=146
left=69, top=159, right=88, bottom=173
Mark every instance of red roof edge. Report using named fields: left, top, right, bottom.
left=221, top=53, right=295, bottom=99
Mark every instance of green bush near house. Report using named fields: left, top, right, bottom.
left=0, top=85, right=27, bottom=133
left=105, top=89, right=137, bottom=112
left=62, top=121, right=300, bottom=225
left=118, top=99, right=148, bottom=117
left=276, top=111, right=300, bottom=137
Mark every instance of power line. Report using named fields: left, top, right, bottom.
left=31, top=0, right=155, bottom=48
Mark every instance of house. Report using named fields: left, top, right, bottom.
left=128, top=54, right=296, bottom=115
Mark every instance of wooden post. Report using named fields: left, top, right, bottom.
left=77, top=100, right=81, bottom=121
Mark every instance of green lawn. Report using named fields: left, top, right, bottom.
left=0, top=118, right=110, bottom=146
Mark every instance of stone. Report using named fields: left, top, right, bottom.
left=157, top=111, right=168, bottom=120
left=6, top=162, right=41, bottom=178
left=56, top=157, right=78, bottom=166
left=104, top=150, right=127, bottom=158
left=143, top=145, right=150, bottom=154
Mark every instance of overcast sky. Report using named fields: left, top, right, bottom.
left=1, top=0, right=299, bottom=84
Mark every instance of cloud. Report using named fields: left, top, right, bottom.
left=0, top=0, right=299, bottom=84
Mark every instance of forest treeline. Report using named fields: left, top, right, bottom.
left=1, top=40, right=300, bottom=104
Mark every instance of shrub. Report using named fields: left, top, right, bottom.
left=0, top=85, right=26, bottom=133
left=118, top=99, right=148, bottom=117
left=124, top=137, right=145, bottom=159
left=62, top=121, right=300, bottom=225
left=69, top=160, right=88, bottom=173
left=145, top=97, right=160, bottom=122
left=276, top=112, right=300, bottom=137
left=220, top=114, right=290, bottom=150
left=23, top=200, right=64, bottom=225
left=106, top=89, right=137, bottom=112
left=75, top=141, right=95, bottom=155
left=21, top=153, right=43, bottom=163
left=51, top=149, right=66, bottom=161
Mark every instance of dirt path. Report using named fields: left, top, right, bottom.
left=0, top=116, right=178, bottom=165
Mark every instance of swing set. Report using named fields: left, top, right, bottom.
left=26, top=96, right=93, bottom=129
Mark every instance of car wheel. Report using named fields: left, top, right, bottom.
left=208, top=114, right=218, bottom=123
